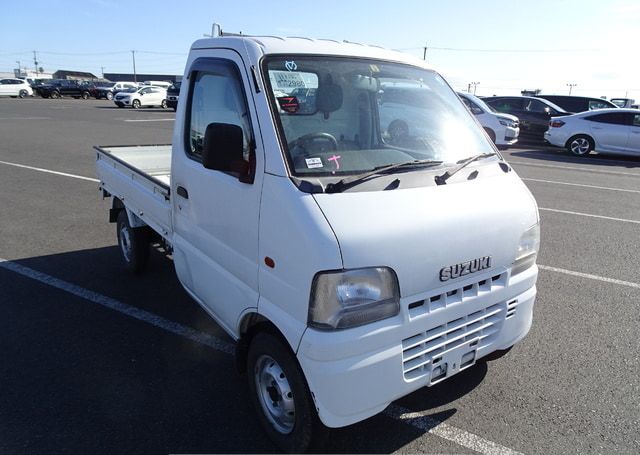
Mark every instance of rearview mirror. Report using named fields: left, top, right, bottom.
left=202, top=123, right=252, bottom=183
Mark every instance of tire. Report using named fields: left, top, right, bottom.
left=116, top=210, right=149, bottom=273
left=50, top=91, right=60, bottom=99
left=566, top=134, right=594, bottom=156
left=161, top=99, right=167, bottom=109
left=484, top=128, right=497, bottom=144
left=81, top=91, right=90, bottom=100
left=132, top=99, right=141, bottom=109
left=18, top=90, right=28, bottom=98
left=106, top=92, right=113, bottom=100
left=247, top=332, right=325, bottom=453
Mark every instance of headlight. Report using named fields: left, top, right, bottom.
left=499, top=118, right=516, bottom=127
left=512, top=223, right=540, bottom=276
left=309, top=267, right=400, bottom=330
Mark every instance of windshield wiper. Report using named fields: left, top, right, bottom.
left=434, top=152, right=497, bottom=185
left=325, top=159, right=443, bottom=193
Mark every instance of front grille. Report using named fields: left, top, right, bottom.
left=168, top=96, right=178, bottom=101
left=402, top=303, right=505, bottom=380
left=407, top=272, right=506, bottom=318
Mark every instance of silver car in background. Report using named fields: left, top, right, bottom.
left=545, top=108, right=640, bottom=157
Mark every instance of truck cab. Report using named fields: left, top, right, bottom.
left=96, top=35, right=539, bottom=452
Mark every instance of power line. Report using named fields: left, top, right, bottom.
left=396, top=46, right=600, bottom=53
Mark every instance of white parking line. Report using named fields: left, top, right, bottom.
left=0, top=116, right=51, bottom=120
left=539, top=207, right=640, bottom=224
left=122, top=118, right=174, bottom=122
left=385, top=404, right=523, bottom=455
left=508, top=160, right=640, bottom=177
left=0, top=257, right=520, bottom=455
left=0, top=160, right=99, bottom=183
left=522, top=178, right=640, bottom=194
left=538, top=265, right=640, bottom=290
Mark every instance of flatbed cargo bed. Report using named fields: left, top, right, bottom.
left=95, top=144, right=173, bottom=239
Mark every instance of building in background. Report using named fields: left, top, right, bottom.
left=104, top=73, right=181, bottom=83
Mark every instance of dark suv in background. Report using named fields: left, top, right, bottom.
left=534, top=95, right=618, bottom=114
left=166, top=81, right=181, bottom=111
left=38, top=80, right=98, bottom=99
left=482, top=96, right=571, bottom=143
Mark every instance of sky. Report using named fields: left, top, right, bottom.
left=1, top=0, right=638, bottom=101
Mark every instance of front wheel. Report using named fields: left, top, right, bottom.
left=247, top=332, right=325, bottom=453
left=81, top=91, right=90, bottom=100
left=19, top=90, right=28, bottom=98
left=116, top=210, right=149, bottom=273
left=566, top=134, right=594, bottom=156
left=161, top=99, right=167, bottom=109
left=132, top=99, right=141, bottom=109
left=50, top=91, right=60, bottom=99
left=106, top=92, right=113, bottom=100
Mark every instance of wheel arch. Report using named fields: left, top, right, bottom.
left=236, top=311, right=297, bottom=374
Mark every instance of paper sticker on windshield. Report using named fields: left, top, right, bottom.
left=305, top=157, right=323, bottom=169
left=369, top=64, right=380, bottom=73
left=277, top=96, right=300, bottom=113
left=271, top=71, right=306, bottom=89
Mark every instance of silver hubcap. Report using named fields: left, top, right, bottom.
left=570, top=138, right=590, bottom=155
left=119, top=225, right=132, bottom=262
left=254, top=355, right=295, bottom=434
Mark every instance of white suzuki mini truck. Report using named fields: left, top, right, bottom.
left=96, top=34, right=540, bottom=452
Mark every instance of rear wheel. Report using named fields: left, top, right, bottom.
left=132, top=99, right=141, bottom=109
left=106, top=92, right=113, bottom=100
left=18, top=90, right=28, bottom=98
left=81, top=91, right=90, bottom=100
left=566, top=134, right=594, bottom=156
left=161, top=99, right=167, bottom=109
left=247, top=332, right=325, bottom=453
left=50, top=91, right=60, bottom=99
left=116, top=210, right=149, bottom=273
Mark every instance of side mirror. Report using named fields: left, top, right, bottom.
left=544, top=107, right=551, bottom=115
left=202, top=123, right=252, bottom=183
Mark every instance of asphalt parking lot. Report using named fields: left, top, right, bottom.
left=1, top=98, right=639, bottom=454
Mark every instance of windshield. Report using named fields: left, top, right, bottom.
left=122, top=87, right=138, bottom=93
left=265, top=57, right=494, bottom=177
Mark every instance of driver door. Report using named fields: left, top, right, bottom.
left=171, top=51, right=264, bottom=334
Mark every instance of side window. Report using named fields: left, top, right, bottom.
left=588, top=100, right=611, bottom=110
left=461, top=97, right=483, bottom=115
left=525, top=99, right=549, bottom=113
left=487, top=98, right=521, bottom=113
left=634, top=114, right=640, bottom=127
left=585, top=113, right=629, bottom=125
left=187, top=62, right=253, bottom=163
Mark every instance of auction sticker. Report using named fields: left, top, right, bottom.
left=305, top=157, right=323, bottom=169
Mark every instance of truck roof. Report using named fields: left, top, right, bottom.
left=191, top=36, right=429, bottom=69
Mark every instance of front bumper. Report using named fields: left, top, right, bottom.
left=114, top=98, right=131, bottom=107
left=297, top=265, right=537, bottom=428
left=496, top=126, right=520, bottom=146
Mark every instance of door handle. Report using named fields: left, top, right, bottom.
left=176, top=186, right=189, bottom=199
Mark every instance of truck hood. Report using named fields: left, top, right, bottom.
left=312, top=170, right=537, bottom=298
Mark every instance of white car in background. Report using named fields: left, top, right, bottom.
left=113, top=86, right=167, bottom=109
left=458, top=92, right=519, bottom=148
left=0, top=78, right=33, bottom=98
left=544, top=108, right=640, bottom=157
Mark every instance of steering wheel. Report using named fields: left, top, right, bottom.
left=288, top=132, right=338, bottom=154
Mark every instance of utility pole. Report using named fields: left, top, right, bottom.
left=423, top=42, right=428, bottom=61
left=131, top=50, right=137, bottom=83
left=469, top=81, right=480, bottom=95
left=567, top=83, right=577, bottom=95
left=33, top=51, right=39, bottom=75
left=101, top=66, right=105, bottom=78
left=16, top=61, right=21, bottom=76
